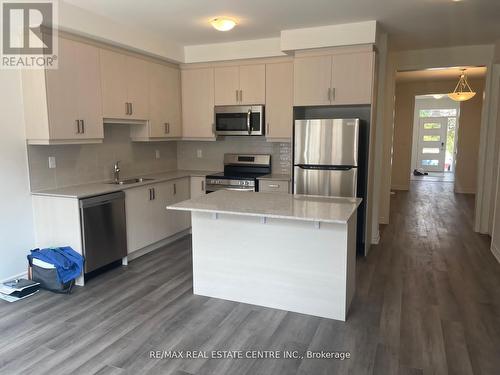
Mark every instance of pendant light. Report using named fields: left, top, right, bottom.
left=448, top=69, right=476, bottom=102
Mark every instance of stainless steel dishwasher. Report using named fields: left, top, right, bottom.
left=79, top=191, right=127, bottom=274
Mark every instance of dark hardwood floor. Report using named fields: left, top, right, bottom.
left=1, top=180, right=500, bottom=375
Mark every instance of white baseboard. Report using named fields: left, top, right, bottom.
left=0, top=271, right=28, bottom=284
left=391, top=185, right=409, bottom=191
left=454, top=187, right=476, bottom=194
left=127, top=229, right=192, bottom=261
left=371, top=230, right=380, bottom=245
left=492, top=243, right=500, bottom=264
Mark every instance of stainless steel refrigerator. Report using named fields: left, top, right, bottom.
left=293, top=118, right=366, bottom=255
left=293, top=119, right=360, bottom=197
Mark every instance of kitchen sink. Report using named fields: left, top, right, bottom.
left=108, top=177, right=155, bottom=185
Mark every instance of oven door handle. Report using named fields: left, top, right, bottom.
left=247, top=108, right=252, bottom=135
left=226, top=187, right=254, bottom=192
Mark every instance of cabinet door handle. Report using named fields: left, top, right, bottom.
left=235, top=89, right=239, bottom=102
left=269, top=184, right=280, bottom=188
left=149, top=188, right=152, bottom=200
left=240, top=90, right=243, bottom=103
left=76, top=120, right=80, bottom=134
left=130, top=103, right=133, bottom=115
left=164, top=123, right=168, bottom=134
left=201, top=180, right=205, bottom=191
left=173, top=183, right=177, bottom=195
left=331, top=87, right=336, bottom=101
left=167, top=123, right=170, bottom=134
left=125, top=102, right=129, bottom=115
left=152, top=188, right=155, bottom=200
left=81, top=120, right=85, bottom=134
left=328, top=88, right=331, bottom=102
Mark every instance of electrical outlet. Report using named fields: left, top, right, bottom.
left=48, top=156, right=56, bottom=169
left=197, top=149, right=203, bottom=158
left=155, top=150, right=160, bottom=159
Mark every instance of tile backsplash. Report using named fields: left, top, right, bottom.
left=28, top=125, right=178, bottom=191
left=177, top=138, right=291, bottom=174
left=28, top=126, right=292, bottom=191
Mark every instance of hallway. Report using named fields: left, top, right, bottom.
left=366, top=180, right=500, bottom=374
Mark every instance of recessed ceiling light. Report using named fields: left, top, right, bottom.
left=210, top=17, right=237, bottom=32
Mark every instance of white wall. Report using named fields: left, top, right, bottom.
left=0, top=70, right=35, bottom=281
left=184, top=38, right=285, bottom=63
left=370, top=31, right=388, bottom=244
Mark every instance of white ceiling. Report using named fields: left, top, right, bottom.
left=396, top=66, right=487, bottom=82
left=62, top=0, right=500, bottom=50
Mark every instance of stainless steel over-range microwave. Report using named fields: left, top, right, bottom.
left=214, top=105, right=265, bottom=136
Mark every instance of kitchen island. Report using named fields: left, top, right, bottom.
left=168, top=190, right=361, bottom=321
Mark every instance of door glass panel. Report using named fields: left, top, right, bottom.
left=423, top=135, right=441, bottom=142
left=421, top=159, right=439, bottom=166
left=422, top=148, right=440, bottom=154
left=419, top=109, right=457, bottom=117
left=423, top=123, right=442, bottom=130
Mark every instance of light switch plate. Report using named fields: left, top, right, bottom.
left=197, top=149, right=203, bottom=158
left=48, top=156, right=56, bottom=169
left=155, top=150, right=160, bottom=159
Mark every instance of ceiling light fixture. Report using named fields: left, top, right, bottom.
left=448, top=70, right=476, bottom=102
left=210, top=17, right=237, bottom=31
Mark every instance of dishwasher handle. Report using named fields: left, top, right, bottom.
left=80, top=191, right=125, bottom=209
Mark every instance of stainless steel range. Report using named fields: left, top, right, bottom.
left=205, top=154, right=271, bottom=193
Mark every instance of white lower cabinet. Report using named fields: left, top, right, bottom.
left=259, top=179, right=290, bottom=193
left=167, top=178, right=191, bottom=235
left=125, top=177, right=190, bottom=254
left=190, top=176, right=206, bottom=198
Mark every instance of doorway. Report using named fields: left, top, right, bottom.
left=410, top=96, right=460, bottom=182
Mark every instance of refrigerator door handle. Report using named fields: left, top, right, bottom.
left=296, top=164, right=354, bottom=171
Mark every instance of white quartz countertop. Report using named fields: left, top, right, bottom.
left=168, top=190, right=362, bottom=224
left=31, top=170, right=218, bottom=199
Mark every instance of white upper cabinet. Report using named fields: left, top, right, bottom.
left=22, top=37, right=103, bottom=144
left=239, top=64, right=266, bottom=105
left=331, top=52, right=374, bottom=105
left=149, top=63, right=182, bottom=138
left=99, top=49, right=128, bottom=119
left=132, top=62, right=182, bottom=140
left=214, top=66, right=240, bottom=105
left=214, top=64, right=265, bottom=105
left=125, top=56, right=150, bottom=120
left=100, top=49, right=149, bottom=120
left=293, top=55, right=332, bottom=106
left=294, top=51, right=374, bottom=106
left=265, top=62, right=293, bottom=140
left=181, top=67, right=215, bottom=139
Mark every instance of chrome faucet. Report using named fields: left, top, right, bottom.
left=113, top=161, right=121, bottom=183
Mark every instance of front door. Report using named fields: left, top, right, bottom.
left=417, top=117, right=448, bottom=172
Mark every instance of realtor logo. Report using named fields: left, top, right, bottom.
left=1, top=0, right=58, bottom=69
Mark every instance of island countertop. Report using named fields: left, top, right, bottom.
left=168, top=190, right=362, bottom=224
